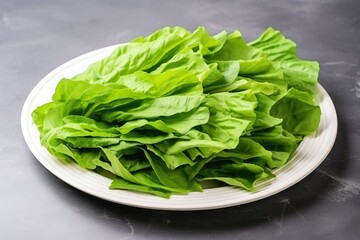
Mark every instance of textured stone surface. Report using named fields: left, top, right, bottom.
left=1, top=0, right=359, bottom=239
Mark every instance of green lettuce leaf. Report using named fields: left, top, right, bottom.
left=249, top=27, right=319, bottom=97
left=32, top=26, right=321, bottom=198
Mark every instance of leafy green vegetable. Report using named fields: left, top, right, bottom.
left=32, top=26, right=321, bottom=198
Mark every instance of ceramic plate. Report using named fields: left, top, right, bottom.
left=21, top=45, right=338, bottom=210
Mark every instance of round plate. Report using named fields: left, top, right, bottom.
left=21, top=45, right=338, bottom=211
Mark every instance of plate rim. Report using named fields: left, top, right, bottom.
left=21, top=44, right=338, bottom=211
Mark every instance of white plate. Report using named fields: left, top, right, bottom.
left=21, top=45, right=338, bottom=211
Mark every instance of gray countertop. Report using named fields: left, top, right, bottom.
left=1, top=0, right=359, bottom=239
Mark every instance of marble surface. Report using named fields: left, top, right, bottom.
left=1, top=0, right=359, bottom=239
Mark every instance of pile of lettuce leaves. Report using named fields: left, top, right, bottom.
left=32, top=26, right=321, bottom=198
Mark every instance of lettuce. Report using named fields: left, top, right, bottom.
left=32, top=26, right=321, bottom=198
